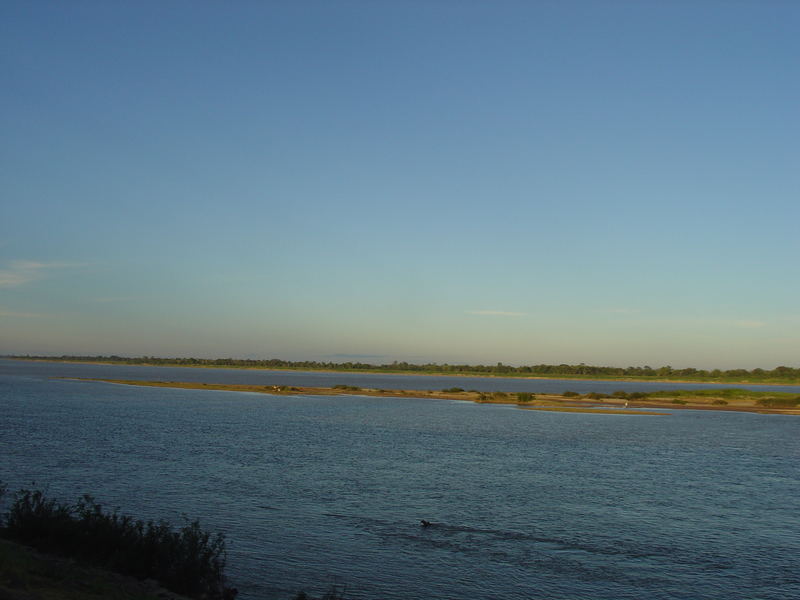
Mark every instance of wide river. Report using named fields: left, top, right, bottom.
left=2, top=359, right=799, bottom=599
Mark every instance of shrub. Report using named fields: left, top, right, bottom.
left=586, top=392, right=610, bottom=400
left=4, top=488, right=74, bottom=544
left=611, top=390, right=629, bottom=399
left=562, top=391, right=579, bottom=398
left=0, top=480, right=6, bottom=515
left=671, top=399, right=688, bottom=405
left=3, top=489, right=230, bottom=600
left=712, top=399, right=728, bottom=405
left=333, top=384, right=361, bottom=391
left=441, top=387, right=465, bottom=393
left=628, top=392, right=647, bottom=399
left=756, top=396, right=800, bottom=408
left=517, top=392, right=535, bottom=403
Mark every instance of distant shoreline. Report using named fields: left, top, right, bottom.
left=11, top=357, right=800, bottom=387
left=69, top=378, right=800, bottom=415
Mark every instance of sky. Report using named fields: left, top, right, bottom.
left=1, top=1, right=798, bottom=369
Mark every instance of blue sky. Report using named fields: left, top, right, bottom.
left=2, top=1, right=798, bottom=368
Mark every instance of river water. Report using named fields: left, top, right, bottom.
left=2, top=359, right=799, bottom=599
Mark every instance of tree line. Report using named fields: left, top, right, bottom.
left=9, top=354, right=800, bottom=381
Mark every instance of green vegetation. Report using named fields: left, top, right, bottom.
left=562, top=391, right=580, bottom=398
left=12, top=355, right=800, bottom=384
left=441, top=387, right=465, bottom=393
left=332, top=384, right=361, bottom=391
left=0, top=537, right=177, bottom=600
left=564, top=387, right=800, bottom=412
left=646, top=388, right=747, bottom=399
left=476, top=391, right=510, bottom=403
left=516, top=392, right=535, bottom=403
left=0, top=486, right=231, bottom=600
left=756, top=396, right=800, bottom=408
left=645, top=388, right=800, bottom=404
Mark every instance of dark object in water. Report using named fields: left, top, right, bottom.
left=420, top=520, right=432, bottom=527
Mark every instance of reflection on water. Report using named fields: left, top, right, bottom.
left=2, top=360, right=799, bottom=600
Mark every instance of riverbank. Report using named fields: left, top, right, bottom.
left=0, top=537, right=192, bottom=600
left=0, top=486, right=231, bottom=600
left=73, top=378, right=800, bottom=415
left=14, top=357, right=800, bottom=385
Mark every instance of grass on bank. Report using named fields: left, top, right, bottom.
left=0, top=537, right=184, bottom=600
left=556, top=387, right=800, bottom=408
left=643, top=388, right=800, bottom=407
left=0, top=486, right=232, bottom=600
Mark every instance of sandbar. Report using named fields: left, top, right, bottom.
left=63, top=378, right=800, bottom=415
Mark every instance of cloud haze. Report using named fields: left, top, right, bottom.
left=0, top=261, right=84, bottom=288
left=465, top=310, right=527, bottom=317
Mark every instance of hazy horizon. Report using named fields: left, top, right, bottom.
left=4, top=353, right=797, bottom=374
left=3, top=2, right=798, bottom=370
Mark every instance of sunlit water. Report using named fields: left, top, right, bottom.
left=2, top=360, right=799, bottom=599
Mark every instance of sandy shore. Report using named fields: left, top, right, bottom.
left=69, top=378, right=800, bottom=415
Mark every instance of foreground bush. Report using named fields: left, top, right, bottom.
left=1, top=487, right=231, bottom=600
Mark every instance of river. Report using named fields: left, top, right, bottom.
left=2, top=359, right=798, bottom=599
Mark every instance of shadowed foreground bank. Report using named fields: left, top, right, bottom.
left=0, top=536, right=194, bottom=600
left=0, top=486, right=233, bottom=600
left=0, top=487, right=342, bottom=600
